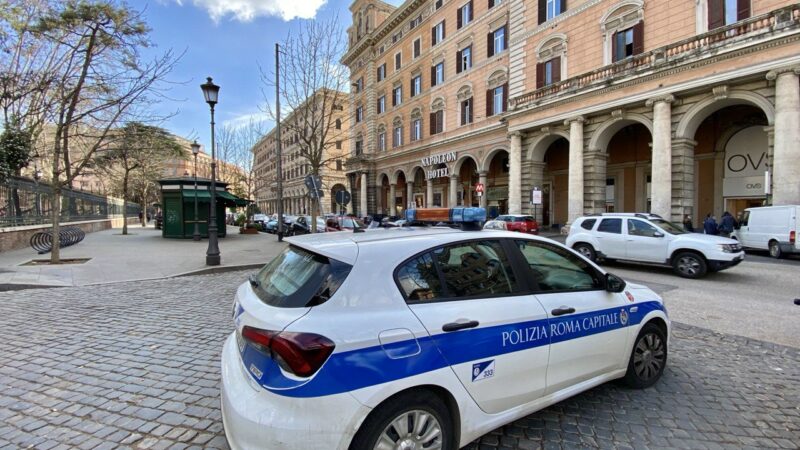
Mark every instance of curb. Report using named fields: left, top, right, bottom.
left=171, top=263, right=264, bottom=278
left=0, top=283, right=69, bottom=292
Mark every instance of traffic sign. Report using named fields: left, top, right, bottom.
left=335, top=190, right=352, bottom=206
left=304, top=174, right=323, bottom=198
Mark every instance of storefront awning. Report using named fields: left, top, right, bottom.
left=182, top=189, right=211, bottom=199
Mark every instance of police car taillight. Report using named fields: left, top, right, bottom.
left=791, top=230, right=796, bottom=245
left=241, top=326, right=335, bottom=377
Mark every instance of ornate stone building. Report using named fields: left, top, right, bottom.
left=252, top=90, right=350, bottom=215
left=345, top=0, right=800, bottom=229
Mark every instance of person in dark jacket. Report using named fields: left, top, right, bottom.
left=719, top=211, right=736, bottom=237
left=703, top=213, right=719, bottom=235
left=683, top=215, right=695, bottom=232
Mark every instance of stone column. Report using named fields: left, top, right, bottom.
left=449, top=175, right=459, bottom=207
left=671, top=138, right=696, bottom=222
left=583, top=149, right=608, bottom=215
left=407, top=181, right=414, bottom=209
left=768, top=68, right=800, bottom=205
left=389, top=183, right=397, bottom=215
left=566, top=117, right=585, bottom=224
left=360, top=172, right=368, bottom=216
left=508, top=131, right=523, bottom=214
left=478, top=172, right=488, bottom=209
left=426, top=179, right=433, bottom=207
left=648, top=94, right=674, bottom=219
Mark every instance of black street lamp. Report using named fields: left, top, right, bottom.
left=191, top=140, right=201, bottom=241
left=201, top=77, right=221, bottom=266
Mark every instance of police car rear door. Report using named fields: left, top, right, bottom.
left=397, top=238, right=550, bottom=415
left=513, top=240, right=630, bottom=394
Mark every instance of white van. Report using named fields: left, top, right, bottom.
left=733, top=205, right=799, bottom=258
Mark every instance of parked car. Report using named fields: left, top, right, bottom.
left=497, top=214, right=540, bottom=234
left=483, top=219, right=508, bottom=230
left=252, top=214, right=268, bottom=226
left=733, top=205, right=799, bottom=258
left=566, top=213, right=744, bottom=278
left=288, top=216, right=327, bottom=235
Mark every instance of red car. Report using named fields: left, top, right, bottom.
left=496, top=214, right=539, bottom=234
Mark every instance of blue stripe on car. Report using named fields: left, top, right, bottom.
left=239, top=301, right=665, bottom=398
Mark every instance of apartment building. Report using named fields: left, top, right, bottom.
left=252, top=90, right=350, bottom=215
left=344, top=0, right=800, bottom=229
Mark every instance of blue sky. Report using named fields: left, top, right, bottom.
left=138, top=0, right=403, bottom=149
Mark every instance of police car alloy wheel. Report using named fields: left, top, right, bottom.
left=672, top=251, right=707, bottom=278
left=622, top=323, right=667, bottom=388
left=573, top=243, right=597, bottom=262
left=349, top=391, right=454, bottom=450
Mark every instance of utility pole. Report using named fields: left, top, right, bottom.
left=276, top=43, right=284, bottom=242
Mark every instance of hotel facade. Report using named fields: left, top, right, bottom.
left=342, top=0, right=800, bottom=229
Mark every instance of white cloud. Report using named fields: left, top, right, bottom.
left=178, top=0, right=329, bottom=22
left=222, top=111, right=272, bottom=129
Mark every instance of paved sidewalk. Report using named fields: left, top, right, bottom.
left=0, top=225, right=285, bottom=289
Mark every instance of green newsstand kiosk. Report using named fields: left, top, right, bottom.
left=158, top=177, right=248, bottom=239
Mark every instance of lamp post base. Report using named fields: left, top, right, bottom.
left=206, top=254, right=220, bottom=266
left=193, top=234, right=201, bottom=241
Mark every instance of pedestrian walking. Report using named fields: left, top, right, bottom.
left=719, top=211, right=736, bottom=237
left=683, top=215, right=694, bottom=232
left=703, top=213, right=719, bottom=235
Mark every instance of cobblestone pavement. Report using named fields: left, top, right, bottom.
left=1, top=272, right=799, bottom=450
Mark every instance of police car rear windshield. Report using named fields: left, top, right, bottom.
left=252, top=246, right=352, bottom=308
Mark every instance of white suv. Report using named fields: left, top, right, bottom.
left=566, top=213, right=745, bottom=278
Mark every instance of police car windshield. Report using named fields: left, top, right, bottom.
left=651, top=219, right=687, bottom=235
left=253, top=246, right=352, bottom=308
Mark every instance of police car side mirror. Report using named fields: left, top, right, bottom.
left=605, top=273, right=626, bottom=293
left=652, top=231, right=664, bottom=238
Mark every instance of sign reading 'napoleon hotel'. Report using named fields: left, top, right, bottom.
left=421, top=151, right=457, bottom=180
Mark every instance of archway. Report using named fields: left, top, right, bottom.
left=693, top=104, right=769, bottom=223
left=377, top=173, right=390, bottom=215
left=409, top=166, right=426, bottom=208
left=395, top=171, right=407, bottom=215
left=542, top=138, right=570, bottom=227
left=458, top=157, right=479, bottom=208
left=486, top=150, right=509, bottom=216
left=605, top=123, right=653, bottom=213
left=330, top=183, right=347, bottom=215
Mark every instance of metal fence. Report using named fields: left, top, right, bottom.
left=0, top=176, right=141, bottom=228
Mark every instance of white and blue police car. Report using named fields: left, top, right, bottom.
left=221, top=207, right=670, bottom=450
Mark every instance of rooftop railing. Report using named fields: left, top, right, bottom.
left=510, top=5, right=800, bottom=110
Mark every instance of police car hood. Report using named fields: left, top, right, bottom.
left=676, top=233, right=739, bottom=245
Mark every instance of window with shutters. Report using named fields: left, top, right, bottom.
left=430, top=103, right=444, bottom=135
left=413, top=38, right=421, bottom=58
left=458, top=1, right=473, bottom=29
left=432, top=62, right=445, bottom=86
left=335, top=118, right=342, bottom=130
left=613, top=27, right=635, bottom=62
left=393, top=119, right=403, bottom=148
left=355, top=139, right=363, bottom=155
left=488, top=0, right=502, bottom=9
left=601, top=1, right=644, bottom=64
left=485, top=69, right=508, bottom=116
left=411, top=75, right=422, bottom=97
left=488, top=25, right=507, bottom=57
left=457, top=46, right=472, bottom=73
left=461, top=98, right=473, bottom=125
left=435, top=0, right=444, bottom=9
left=395, top=52, right=402, bottom=71
left=492, top=86, right=504, bottom=116
left=377, top=124, right=387, bottom=152
left=432, top=21, right=445, bottom=46
left=377, top=63, right=386, bottom=82
left=535, top=34, right=565, bottom=88
left=411, top=111, right=422, bottom=142
left=706, top=0, right=750, bottom=30
left=377, top=95, right=386, bottom=114
left=410, top=14, right=422, bottom=29
left=393, top=85, right=403, bottom=106
left=336, top=141, right=342, bottom=149
left=539, top=0, right=566, bottom=24
left=356, top=105, right=363, bottom=123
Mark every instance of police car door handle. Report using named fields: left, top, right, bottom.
left=551, top=306, right=576, bottom=316
left=442, top=320, right=480, bottom=332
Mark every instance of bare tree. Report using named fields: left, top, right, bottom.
left=95, top=122, right=182, bottom=235
left=261, top=16, right=349, bottom=231
left=27, top=0, right=179, bottom=263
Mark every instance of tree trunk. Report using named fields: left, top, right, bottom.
left=11, top=187, right=22, bottom=218
left=141, top=184, right=148, bottom=227
left=122, top=171, right=129, bottom=235
left=50, top=186, right=62, bottom=264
